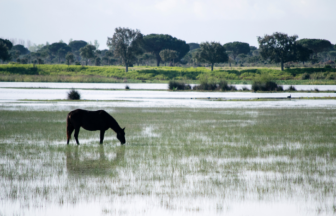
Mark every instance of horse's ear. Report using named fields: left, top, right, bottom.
left=123, top=127, right=125, bottom=131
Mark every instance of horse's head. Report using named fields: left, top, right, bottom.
left=117, top=127, right=126, bottom=145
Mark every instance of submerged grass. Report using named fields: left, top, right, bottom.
left=1, top=107, right=336, bottom=214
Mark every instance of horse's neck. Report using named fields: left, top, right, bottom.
left=109, top=118, right=122, bottom=133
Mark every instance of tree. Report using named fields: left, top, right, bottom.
left=249, top=46, right=257, bottom=51
left=188, top=43, right=200, bottom=51
left=10, top=50, right=20, bottom=61
left=48, top=42, right=71, bottom=63
left=0, top=41, right=11, bottom=62
left=69, top=40, right=87, bottom=61
left=159, top=49, right=179, bottom=66
left=65, top=52, right=75, bottom=66
left=0, top=38, right=13, bottom=50
left=297, top=39, right=332, bottom=57
left=104, top=50, right=114, bottom=65
left=142, top=34, right=189, bottom=66
left=258, top=32, right=299, bottom=71
left=79, top=45, right=96, bottom=65
left=329, top=51, right=336, bottom=61
left=107, top=27, right=143, bottom=72
left=69, top=40, right=87, bottom=52
left=223, top=42, right=250, bottom=62
left=195, top=42, right=228, bottom=71
left=12, top=44, right=30, bottom=55
left=95, top=57, right=101, bottom=66
left=94, top=40, right=100, bottom=49
left=296, top=44, right=312, bottom=65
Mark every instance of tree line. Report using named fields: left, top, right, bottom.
left=1, top=28, right=335, bottom=72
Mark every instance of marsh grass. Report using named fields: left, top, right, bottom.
left=0, top=107, right=336, bottom=214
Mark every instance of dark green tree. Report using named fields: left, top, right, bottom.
left=69, top=40, right=87, bottom=52
left=95, top=57, right=101, bottom=66
left=79, top=45, right=96, bottom=65
left=142, top=34, right=189, bottom=66
left=296, top=44, right=313, bottom=65
left=297, top=39, right=332, bottom=57
left=48, top=42, right=71, bottom=63
left=10, top=50, right=20, bottom=61
left=195, top=42, right=228, bottom=71
left=0, top=39, right=13, bottom=50
left=107, top=27, right=143, bottom=72
left=0, top=41, right=11, bottom=62
left=249, top=46, right=257, bottom=51
left=12, top=44, right=30, bottom=55
left=159, top=49, right=179, bottom=66
left=65, top=52, right=75, bottom=66
left=258, top=32, right=299, bottom=71
left=328, top=51, right=336, bottom=61
left=69, top=40, right=87, bottom=61
left=223, top=42, right=250, bottom=62
left=104, top=50, right=114, bottom=65
left=188, top=43, right=200, bottom=51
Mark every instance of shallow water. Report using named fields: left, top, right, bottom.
left=1, top=87, right=336, bottom=216
left=1, top=82, right=336, bottom=91
left=1, top=87, right=336, bottom=110
left=1, top=88, right=336, bottom=101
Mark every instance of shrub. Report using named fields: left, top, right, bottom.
left=286, top=85, right=296, bottom=91
left=168, top=80, right=191, bottom=90
left=251, top=74, right=282, bottom=91
left=125, top=85, right=130, bottom=90
left=67, top=88, right=81, bottom=100
left=218, top=80, right=237, bottom=91
left=241, top=86, right=250, bottom=91
left=301, top=73, right=310, bottom=80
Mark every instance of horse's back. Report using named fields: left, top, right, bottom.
left=67, top=109, right=111, bottom=130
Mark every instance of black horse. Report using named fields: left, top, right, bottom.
left=66, top=109, right=125, bottom=145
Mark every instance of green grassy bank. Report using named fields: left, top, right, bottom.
left=1, top=64, right=336, bottom=84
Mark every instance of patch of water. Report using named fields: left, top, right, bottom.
left=2, top=99, right=336, bottom=111
left=2, top=82, right=336, bottom=91
left=2, top=196, right=331, bottom=216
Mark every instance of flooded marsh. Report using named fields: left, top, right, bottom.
left=1, top=107, right=336, bottom=215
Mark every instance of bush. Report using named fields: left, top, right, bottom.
left=67, top=88, right=81, bottom=100
left=125, top=85, right=130, bottom=90
left=168, top=80, right=191, bottom=90
left=301, top=73, right=310, bottom=80
left=241, top=86, right=250, bottom=91
left=251, top=75, right=282, bottom=91
left=286, top=85, right=296, bottom=91
left=218, top=80, right=237, bottom=91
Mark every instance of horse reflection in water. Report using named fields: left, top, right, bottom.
left=66, top=146, right=125, bottom=175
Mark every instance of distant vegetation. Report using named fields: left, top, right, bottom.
left=1, top=64, right=336, bottom=84
left=1, top=29, right=336, bottom=84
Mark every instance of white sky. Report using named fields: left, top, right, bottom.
left=1, top=0, right=335, bottom=49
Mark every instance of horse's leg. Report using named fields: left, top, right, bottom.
left=74, top=127, right=80, bottom=145
left=67, top=123, right=75, bottom=145
left=100, top=130, right=105, bottom=144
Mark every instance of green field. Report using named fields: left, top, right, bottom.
left=1, top=64, right=336, bottom=84
left=1, top=107, right=335, bottom=214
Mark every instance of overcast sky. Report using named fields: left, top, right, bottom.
left=1, top=0, right=335, bottom=49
